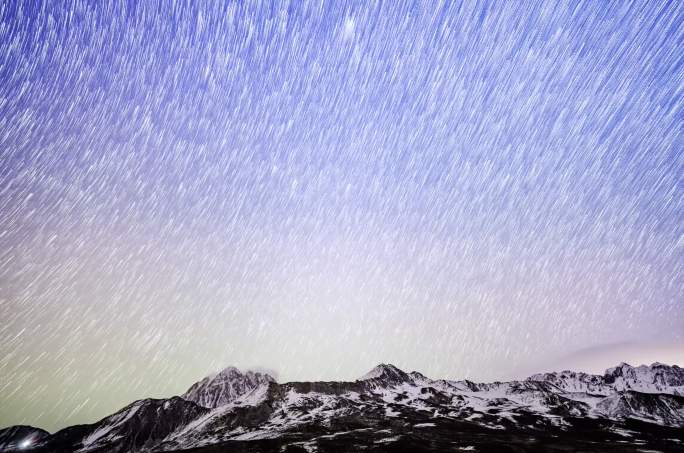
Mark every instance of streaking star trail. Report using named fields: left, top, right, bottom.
left=0, top=0, right=682, bottom=433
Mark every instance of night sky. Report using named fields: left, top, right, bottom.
left=1, top=0, right=683, bottom=432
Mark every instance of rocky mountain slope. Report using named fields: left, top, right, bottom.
left=2, top=363, right=683, bottom=452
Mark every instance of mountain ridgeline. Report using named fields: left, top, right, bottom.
left=2, top=362, right=684, bottom=452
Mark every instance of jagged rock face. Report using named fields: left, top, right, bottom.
left=182, top=367, right=276, bottom=408
left=604, top=362, right=684, bottom=394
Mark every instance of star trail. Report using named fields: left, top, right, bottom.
left=1, top=0, right=682, bottom=432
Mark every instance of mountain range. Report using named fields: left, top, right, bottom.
left=1, top=362, right=683, bottom=452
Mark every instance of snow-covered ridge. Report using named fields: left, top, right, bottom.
left=2, top=362, right=683, bottom=452
left=527, top=362, right=684, bottom=396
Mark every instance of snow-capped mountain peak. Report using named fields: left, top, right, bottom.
left=181, top=366, right=276, bottom=409
left=604, top=362, right=633, bottom=377
left=359, top=363, right=411, bottom=384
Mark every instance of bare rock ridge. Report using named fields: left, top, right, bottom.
left=1, top=362, right=683, bottom=452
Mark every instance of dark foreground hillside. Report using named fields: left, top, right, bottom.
left=176, top=417, right=684, bottom=453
